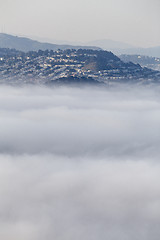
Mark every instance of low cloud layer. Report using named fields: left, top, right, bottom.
left=1, top=85, right=160, bottom=240
left=1, top=85, right=160, bottom=159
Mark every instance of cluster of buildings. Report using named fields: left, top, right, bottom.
left=0, top=49, right=159, bottom=85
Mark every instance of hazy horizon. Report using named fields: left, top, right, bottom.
left=0, top=0, right=160, bottom=48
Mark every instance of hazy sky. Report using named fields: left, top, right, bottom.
left=0, top=0, right=159, bottom=47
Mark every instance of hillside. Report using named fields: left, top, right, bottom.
left=0, top=48, right=159, bottom=85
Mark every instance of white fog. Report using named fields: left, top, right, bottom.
left=0, top=85, right=160, bottom=240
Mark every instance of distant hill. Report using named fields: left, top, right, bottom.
left=0, top=33, right=100, bottom=52
left=112, top=47, right=160, bottom=58
left=86, top=39, right=134, bottom=50
left=3, top=34, right=159, bottom=58
left=85, top=39, right=160, bottom=58
left=120, top=54, right=160, bottom=65
left=119, top=54, right=160, bottom=71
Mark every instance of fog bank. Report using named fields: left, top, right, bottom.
left=0, top=85, right=160, bottom=240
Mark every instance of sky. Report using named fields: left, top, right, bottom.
left=0, top=0, right=159, bottom=47
left=1, top=85, right=160, bottom=239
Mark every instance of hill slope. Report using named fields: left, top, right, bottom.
left=0, top=48, right=159, bottom=85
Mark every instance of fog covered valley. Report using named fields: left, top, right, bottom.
left=1, top=84, right=160, bottom=240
